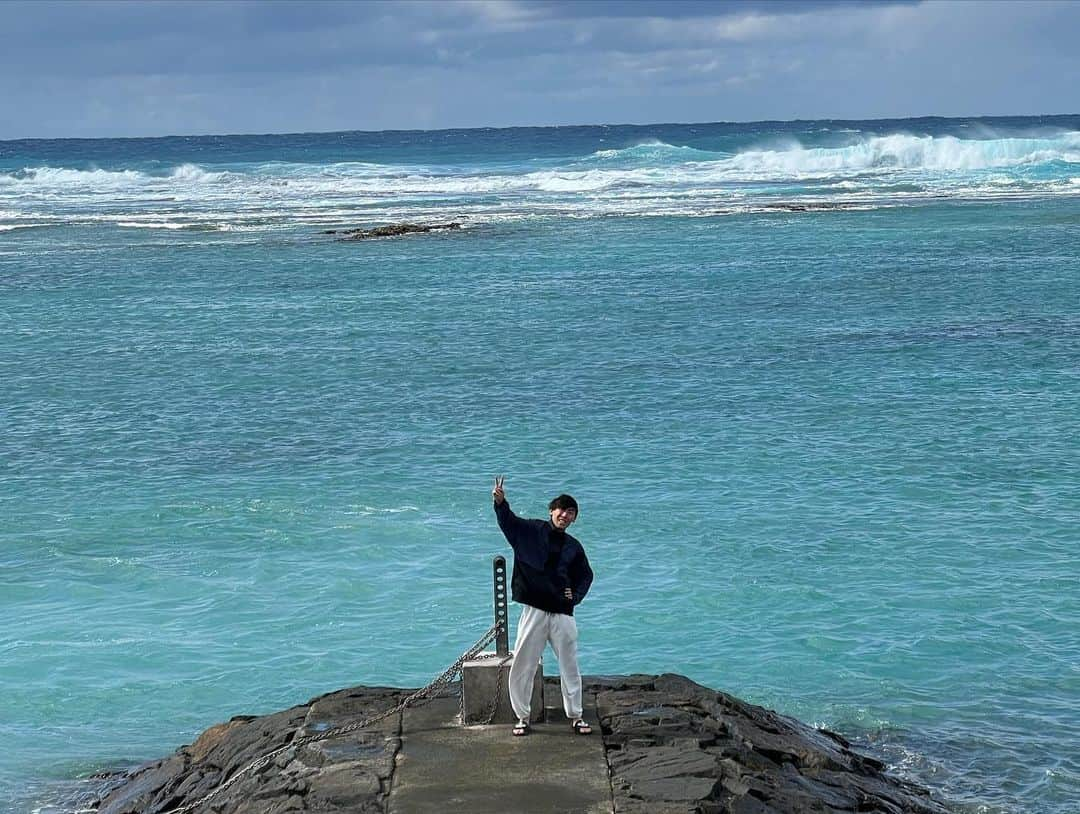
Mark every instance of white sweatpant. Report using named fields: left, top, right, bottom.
left=508, top=604, right=582, bottom=721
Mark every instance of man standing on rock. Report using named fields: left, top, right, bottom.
left=493, top=476, right=594, bottom=737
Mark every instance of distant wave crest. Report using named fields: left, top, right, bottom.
left=3, top=134, right=1078, bottom=197
left=583, top=139, right=727, bottom=165
left=0, top=163, right=231, bottom=188
left=2, top=132, right=1080, bottom=232
left=0, top=166, right=146, bottom=187
left=168, top=163, right=230, bottom=183
left=727, top=132, right=1080, bottom=177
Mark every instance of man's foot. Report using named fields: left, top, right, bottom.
left=571, top=719, right=592, bottom=735
left=512, top=720, right=531, bottom=737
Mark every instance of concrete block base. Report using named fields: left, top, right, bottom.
left=461, top=651, right=544, bottom=725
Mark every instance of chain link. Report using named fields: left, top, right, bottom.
left=165, top=622, right=503, bottom=814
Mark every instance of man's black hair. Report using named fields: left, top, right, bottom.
left=548, top=494, right=579, bottom=513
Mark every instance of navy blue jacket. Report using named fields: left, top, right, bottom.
left=494, top=500, right=593, bottom=616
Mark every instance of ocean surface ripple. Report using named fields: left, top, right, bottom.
left=2, top=117, right=1079, bottom=814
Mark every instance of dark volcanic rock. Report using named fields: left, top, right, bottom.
left=86, top=675, right=949, bottom=814
left=321, top=222, right=462, bottom=240
left=758, top=202, right=860, bottom=213
left=592, top=674, right=948, bottom=814
left=91, top=686, right=407, bottom=814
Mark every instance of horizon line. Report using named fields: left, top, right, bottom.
left=3, top=111, right=1079, bottom=146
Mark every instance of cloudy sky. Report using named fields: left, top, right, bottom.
left=1, top=0, right=1077, bottom=139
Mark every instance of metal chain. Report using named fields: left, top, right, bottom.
left=165, top=622, right=502, bottom=814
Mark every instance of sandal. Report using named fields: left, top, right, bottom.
left=512, top=720, right=531, bottom=737
left=571, top=719, right=592, bottom=735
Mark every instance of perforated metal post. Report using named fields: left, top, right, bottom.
left=461, top=554, right=540, bottom=723
left=493, top=555, right=509, bottom=656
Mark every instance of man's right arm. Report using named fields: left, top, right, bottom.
left=494, top=496, right=530, bottom=545
left=492, top=475, right=532, bottom=548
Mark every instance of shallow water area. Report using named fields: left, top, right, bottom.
left=2, top=118, right=1080, bottom=814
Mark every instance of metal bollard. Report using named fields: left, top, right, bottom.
left=493, top=555, right=509, bottom=656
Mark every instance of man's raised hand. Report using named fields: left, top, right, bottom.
left=492, top=475, right=506, bottom=505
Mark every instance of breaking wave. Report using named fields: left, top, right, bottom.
left=582, top=139, right=726, bottom=165
left=0, top=163, right=232, bottom=188
left=2, top=130, right=1080, bottom=233
left=356, top=132, right=1080, bottom=194
left=3, top=133, right=1077, bottom=195
left=726, top=132, right=1080, bottom=177
left=0, top=166, right=146, bottom=188
left=167, top=163, right=230, bottom=183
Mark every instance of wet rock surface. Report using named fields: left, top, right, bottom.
left=86, top=675, right=950, bottom=813
left=322, top=222, right=462, bottom=240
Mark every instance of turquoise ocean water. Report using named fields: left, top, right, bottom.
left=2, top=116, right=1079, bottom=813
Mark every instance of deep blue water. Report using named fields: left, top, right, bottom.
left=2, top=117, right=1079, bottom=813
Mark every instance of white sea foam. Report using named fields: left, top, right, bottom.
left=724, top=132, right=1080, bottom=178
left=0, top=163, right=231, bottom=190
left=2, top=132, right=1080, bottom=231
left=0, top=165, right=145, bottom=188
left=351, top=504, right=419, bottom=515
left=168, top=163, right=230, bottom=183
left=8, top=134, right=1080, bottom=194
left=115, top=220, right=204, bottom=230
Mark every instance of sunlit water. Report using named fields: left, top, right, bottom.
left=2, top=117, right=1079, bottom=813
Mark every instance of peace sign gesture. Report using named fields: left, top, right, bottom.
left=492, top=475, right=506, bottom=505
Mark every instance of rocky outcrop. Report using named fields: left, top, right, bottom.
left=758, top=202, right=857, bottom=212
left=86, top=675, right=949, bottom=814
left=90, top=686, right=406, bottom=814
left=592, top=674, right=947, bottom=813
left=322, top=222, right=462, bottom=240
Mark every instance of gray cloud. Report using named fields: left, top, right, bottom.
left=0, top=0, right=1076, bottom=139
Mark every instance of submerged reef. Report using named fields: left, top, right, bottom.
left=322, top=222, right=463, bottom=240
